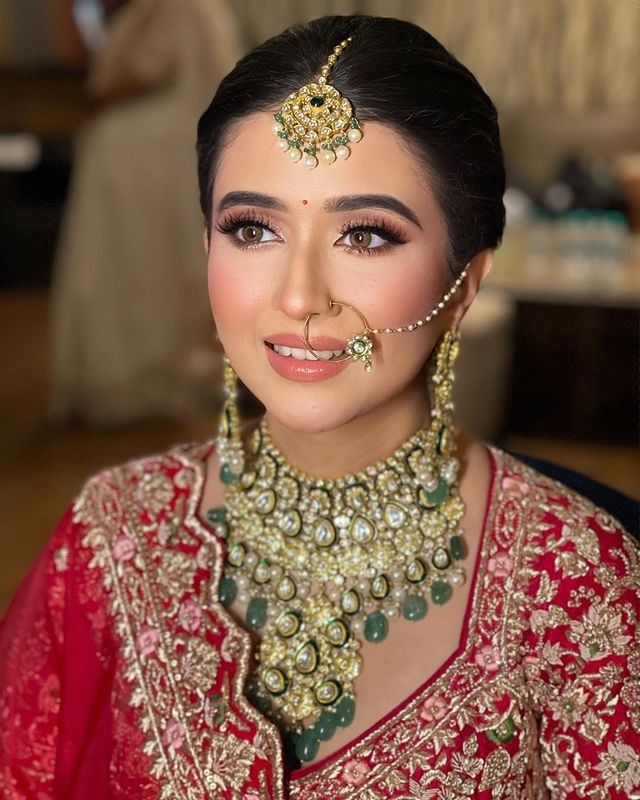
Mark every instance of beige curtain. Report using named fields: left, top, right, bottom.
left=233, top=0, right=639, bottom=113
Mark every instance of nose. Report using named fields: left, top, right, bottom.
left=272, top=240, right=335, bottom=322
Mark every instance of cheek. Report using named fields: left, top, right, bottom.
left=363, top=259, right=442, bottom=332
left=208, top=256, right=266, bottom=331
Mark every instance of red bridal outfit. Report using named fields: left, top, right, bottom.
left=0, top=444, right=638, bottom=799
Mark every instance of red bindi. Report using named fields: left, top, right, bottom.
left=301, top=199, right=308, bottom=205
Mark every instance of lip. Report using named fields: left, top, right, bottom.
left=265, top=332, right=346, bottom=351
left=264, top=339, right=351, bottom=382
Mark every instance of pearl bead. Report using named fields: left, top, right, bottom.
left=392, top=587, right=405, bottom=601
left=347, top=128, right=362, bottom=143
left=272, top=122, right=284, bottom=134
left=321, top=149, right=336, bottom=165
left=303, top=155, right=318, bottom=169
left=237, top=575, right=249, bottom=589
left=245, top=552, right=258, bottom=568
left=288, top=147, right=302, bottom=162
left=335, top=145, right=350, bottom=160
left=237, top=591, right=250, bottom=604
left=351, top=619, right=364, bottom=633
left=385, top=606, right=399, bottom=619
left=277, top=139, right=290, bottom=151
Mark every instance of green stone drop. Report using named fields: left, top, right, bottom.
left=403, top=594, right=427, bottom=621
left=220, top=463, right=238, bottom=485
left=218, top=576, right=237, bottom=607
left=450, top=535, right=465, bottom=561
left=335, top=696, right=356, bottom=727
left=296, top=729, right=320, bottom=763
left=274, top=113, right=283, bottom=122
left=431, top=581, right=453, bottom=605
left=364, top=611, right=389, bottom=643
left=207, top=507, right=226, bottom=524
left=246, top=597, right=268, bottom=630
left=315, top=711, right=338, bottom=742
left=422, top=477, right=448, bottom=508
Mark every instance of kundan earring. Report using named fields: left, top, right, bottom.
left=216, top=356, right=245, bottom=485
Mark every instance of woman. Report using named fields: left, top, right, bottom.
left=1, top=15, right=638, bottom=799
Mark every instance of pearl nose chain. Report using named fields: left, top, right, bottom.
left=302, top=263, right=469, bottom=372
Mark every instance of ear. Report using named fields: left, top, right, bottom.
left=449, top=249, right=493, bottom=327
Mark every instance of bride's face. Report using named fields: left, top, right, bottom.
left=207, top=111, right=459, bottom=434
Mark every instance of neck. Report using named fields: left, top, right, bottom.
left=265, top=380, right=431, bottom=478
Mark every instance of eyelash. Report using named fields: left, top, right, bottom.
left=214, top=212, right=408, bottom=256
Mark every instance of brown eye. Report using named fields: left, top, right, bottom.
left=348, top=230, right=372, bottom=248
left=240, top=225, right=264, bottom=243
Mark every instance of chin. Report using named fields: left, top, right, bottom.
left=261, top=393, right=363, bottom=436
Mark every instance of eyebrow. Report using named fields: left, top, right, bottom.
left=216, top=191, right=422, bottom=229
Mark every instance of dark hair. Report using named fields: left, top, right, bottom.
left=197, top=15, right=505, bottom=273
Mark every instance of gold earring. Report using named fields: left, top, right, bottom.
left=430, top=327, right=460, bottom=458
left=303, top=300, right=374, bottom=372
left=217, top=356, right=245, bottom=484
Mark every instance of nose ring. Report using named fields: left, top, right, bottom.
left=303, top=300, right=375, bottom=373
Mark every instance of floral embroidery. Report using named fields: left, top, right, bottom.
left=341, top=758, right=370, bottom=785
left=419, top=694, right=447, bottom=723
left=475, top=644, right=501, bottom=672
left=595, top=742, right=640, bottom=793
left=487, top=551, right=513, bottom=577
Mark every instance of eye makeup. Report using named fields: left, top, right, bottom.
left=214, top=210, right=409, bottom=255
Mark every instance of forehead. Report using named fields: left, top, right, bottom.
left=212, top=111, right=438, bottom=219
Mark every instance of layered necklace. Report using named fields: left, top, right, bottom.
left=209, top=330, right=467, bottom=765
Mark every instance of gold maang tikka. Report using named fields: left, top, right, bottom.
left=303, top=263, right=470, bottom=373
left=272, top=36, right=362, bottom=169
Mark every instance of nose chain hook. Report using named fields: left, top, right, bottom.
left=303, top=300, right=374, bottom=373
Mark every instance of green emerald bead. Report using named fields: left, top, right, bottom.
left=220, top=463, right=239, bottom=485
left=335, top=696, right=356, bottom=727
left=295, top=729, right=320, bottom=763
left=207, top=507, right=226, bottom=524
left=403, top=594, right=427, bottom=621
left=315, top=711, right=338, bottom=742
left=218, top=576, right=237, bottom=607
left=246, top=597, right=268, bottom=630
left=450, top=535, right=465, bottom=561
left=364, top=611, right=388, bottom=643
left=431, top=581, right=453, bottom=605
left=424, top=477, right=448, bottom=507
left=274, top=113, right=283, bottom=122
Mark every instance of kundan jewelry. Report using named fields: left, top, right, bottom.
left=272, top=36, right=362, bottom=168
left=210, top=329, right=466, bottom=765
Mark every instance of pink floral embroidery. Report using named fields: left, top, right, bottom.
left=178, top=599, right=203, bottom=633
left=488, top=551, right=514, bottom=577
left=162, top=720, right=186, bottom=753
left=342, top=758, right=370, bottom=786
left=501, top=476, right=529, bottom=498
left=242, top=793, right=260, bottom=800
left=136, top=627, right=160, bottom=656
left=113, top=535, right=136, bottom=561
left=420, top=694, right=447, bottom=723
left=475, top=644, right=501, bottom=672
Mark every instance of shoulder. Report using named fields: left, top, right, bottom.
left=493, top=447, right=638, bottom=670
left=491, top=447, right=637, bottom=570
left=71, top=440, right=214, bottom=546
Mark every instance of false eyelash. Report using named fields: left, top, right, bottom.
left=214, top=211, right=408, bottom=254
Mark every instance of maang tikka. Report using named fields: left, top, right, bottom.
left=272, top=36, right=362, bottom=168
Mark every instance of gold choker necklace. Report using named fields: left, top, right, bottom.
left=209, top=416, right=467, bottom=764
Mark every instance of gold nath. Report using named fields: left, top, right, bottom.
left=272, top=36, right=363, bottom=169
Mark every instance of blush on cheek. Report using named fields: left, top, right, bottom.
left=368, top=266, right=441, bottom=332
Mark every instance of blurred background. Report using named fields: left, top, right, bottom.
left=1, top=0, right=638, bottom=612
